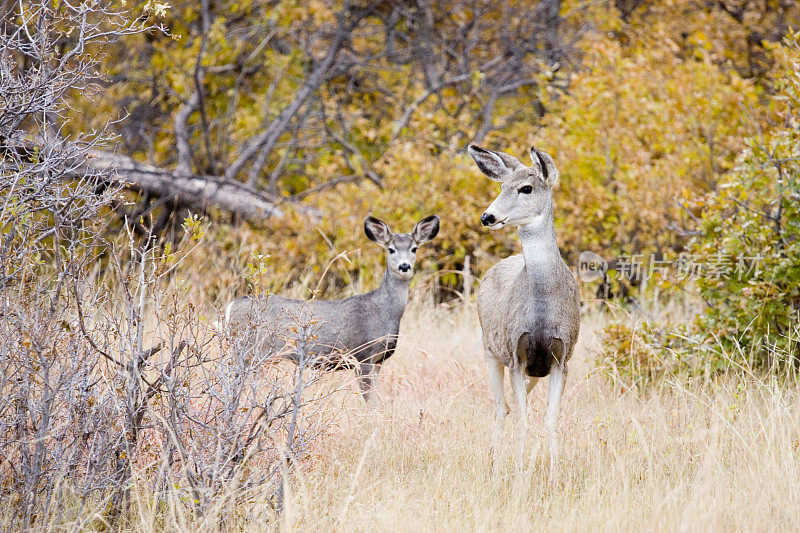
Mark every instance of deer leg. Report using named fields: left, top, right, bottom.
left=510, top=365, right=528, bottom=468
left=356, top=362, right=379, bottom=404
left=546, top=339, right=568, bottom=479
left=485, top=358, right=508, bottom=450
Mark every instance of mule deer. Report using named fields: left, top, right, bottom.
left=468, top=144, right=579, bottom=473
left=222, top=215, right=440, bottom=402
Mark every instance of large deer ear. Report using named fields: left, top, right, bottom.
left=364, top=216, right=392, bottom=245
left=468, top=145, right=523, bottom=182
left=412, top=215, right=440, bottom=244
left=529, top=147, right=559, bottom=187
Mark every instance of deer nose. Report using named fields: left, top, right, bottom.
left=398, top=263, right=411, bottom=272
left=481, top=212, right=495, bottom=226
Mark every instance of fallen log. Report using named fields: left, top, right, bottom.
left=86, top=150, right=285, bottom=221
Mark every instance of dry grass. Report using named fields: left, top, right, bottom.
left=14, top=304, right=800, bottom=532
left=278, top=305, right=800, bottom=532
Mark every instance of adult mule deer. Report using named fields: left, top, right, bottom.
left=222, top=215, right=440, bottom=402
left=468, top=144, right=579, bottom=473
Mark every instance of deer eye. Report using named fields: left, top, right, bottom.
left=388, top=248, right=396, bottom=254
left=518, top=185, right=533, bottom=194
left=411, top=247, right=418, bottom=253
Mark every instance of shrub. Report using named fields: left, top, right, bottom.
left=689, top=31, right=800, bottom=373
left=601, top=32, right=800, bottom=385
left=0, top=3, right=332, bottom=526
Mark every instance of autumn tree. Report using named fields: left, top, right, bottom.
left=9, top=0, right=800, bottom=300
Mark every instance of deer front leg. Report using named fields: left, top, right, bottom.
left=356, top=361, right=380, bottom=404
left=485, top=358, right=508, bottom=455
left=546, top=339, right=568, bottom=480
left=510, top=365, right=528, bottom=469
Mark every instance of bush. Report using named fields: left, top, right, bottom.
left=0, top=4, right=332, bottom=526
left=690, top=32, right=800, bottom=373
left=601, top=32, right=800, bottom=385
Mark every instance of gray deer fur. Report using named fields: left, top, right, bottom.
left=223, top=215, right=440, bottom=401
left=468, top=144, right=579, bottom=474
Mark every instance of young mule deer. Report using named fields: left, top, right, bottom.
left=223, top=215, right=440, bottom=402
left=468, top=144, right=579, bottom=473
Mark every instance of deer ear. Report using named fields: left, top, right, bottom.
left=529, top=147, right=559, bottom=187
left=468, top=145, right=523, bottom=182
left=364, top=216, right=392, bottom=245
left=412, top=215, right=440, bottom=244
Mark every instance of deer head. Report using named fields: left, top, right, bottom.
left=468, top=144, right=559, bottom=230
left=364, top=215, right=440, bottom=280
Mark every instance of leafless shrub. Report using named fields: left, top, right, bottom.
left=0, top=0, right=151, bottom=525
left=71, top=225, right=336, bottom=521
left=0, top=2, right=336, bottom=528
left=154, top=314, right=334, bottom=516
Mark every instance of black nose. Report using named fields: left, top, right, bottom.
left=481, top=213, right=495, bottom=226
left=399, top=263, right=411, bottom=272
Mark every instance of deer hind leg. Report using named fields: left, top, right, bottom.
left=546, top=338, right=568, bottom=479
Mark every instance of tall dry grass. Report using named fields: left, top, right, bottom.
left=275, top=306, right=800, bottom=531
left=7, top=303, right=799, bottom=531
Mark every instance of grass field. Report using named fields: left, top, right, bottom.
left=271, top=306, right=800, bottom=531
left=12, top=304, right=800, bottom=532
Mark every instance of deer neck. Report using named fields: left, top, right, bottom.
left=518, top=199, right=561, bottom=283
left=377, top=267, right=410, bottom=318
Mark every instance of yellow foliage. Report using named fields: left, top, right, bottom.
left=66, top=0, right=793, bottom=300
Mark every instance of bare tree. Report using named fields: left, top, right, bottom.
left=45, top=0, right=575, bottom=229
left=69, top=226, right=333, bottom=522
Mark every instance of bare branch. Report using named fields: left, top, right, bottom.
left=224, top=2, right=374, bottom=181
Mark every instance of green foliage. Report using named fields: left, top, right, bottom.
left=690, top=32, right=800, bottom=371
left=602, top=32, right=800, bottom=384
left=599, top=321, right=676, bottom=390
